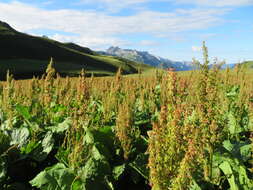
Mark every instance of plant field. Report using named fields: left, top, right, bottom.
left=0, top=45, right=252, bottom=190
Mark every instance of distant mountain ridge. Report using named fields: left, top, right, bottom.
left=0, top=21, right=152, bottom=79
left=99, top=46, right=194, bottom=71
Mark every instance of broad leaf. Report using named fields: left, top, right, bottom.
left=46, top=118, right=71, bottom=134
left=21, top=132, right=54, bottom=162
left=223, top=140, right=252, bottom=162
left=30, top=163, right=75, bottom=190
left=219, top=161, right=238, bottom=190
left=0, top=156, right=7, bottom=184
left=113, top=164, right=125, bottom=181
left=32, top=132, right=54, bottom=162
left=214, top=152, right=253, bottom=190
left=129, top=153, right=149, bottom=180
left=78, top=146, right=112, bottom=190
left=15, top=104, right=31, bottom=121
left=190, top=180, right=202, bottom=190
left=77, top=128, right=112, bottom=189
left=0, top=131, right=10, bottom=155
left=10, top=127, right=29, bottom=148
left=5, top=182, right=30, bottom=190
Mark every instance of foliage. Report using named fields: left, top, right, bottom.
left=0, top=42, right=252, bottom=189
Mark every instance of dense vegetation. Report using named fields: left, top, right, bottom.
left=0, top=21, right=152, bottom=79
left=0, top=43, right=252, bottom=190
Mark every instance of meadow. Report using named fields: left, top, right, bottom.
left=0, top=44, right=252, bottom=190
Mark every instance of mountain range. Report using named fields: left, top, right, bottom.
left=98, top=46, right=243, bottom=70
left=98, top=46, right=194, bottom=71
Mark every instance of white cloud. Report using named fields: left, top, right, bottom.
left=192, top=46, right=202, bottom=52
left=51, top=34, right=129, bottom=48
left=0, top=1, right=229, bottom=48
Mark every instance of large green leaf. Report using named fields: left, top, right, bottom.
left=189, top=180, right=202, bottom=190
left=30, top=163, right=75, bottom=190
left=10, top=127, right=29, bottom=148
left=129, top=153, right=149, bottom=180
left=0, top=156, right=7, bottom=184
left=55, top=147, right=70, bottom=167
left=92, top=126, right=115, bottom=160
left=46, top=118, right=71, bottom=134
left=223, top=140, right=252, bottom=162
left=77, top=145, right=112, bottom=190
left=15, top=104, right=31, bottom=121
left=112, top=164, right=125, bottom=181
left=30, top=132, right=54, bottom=162
left=214, top=152, right=253, bottom=190
left=226, top=86, right=239, bottom=100
left=0, top=131, right=10, bottom=155
left=211, top=153, right=222, bottom=185
left=15, top=104, right=41, bottom=132
left=32, top=132, right=54, bottom=162
left=219, top=159, right=253, bottom=190
left=75, top=127, right=113, bottom=190
left=5, top=182, right=30, bottom=190
left=82, top=126, right=114, bottom=161
left=227, top=112, right=240, bottom=135
left=219, top=161, right=238, bottom=190
left=21, top=132, right=54, bottom=162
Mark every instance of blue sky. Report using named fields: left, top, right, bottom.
left=0, top=0, right=252, bottom=63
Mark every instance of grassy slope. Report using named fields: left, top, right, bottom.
left=243, top=61, right=253, bottom=68
left=0, top=21, right=152, bottom=79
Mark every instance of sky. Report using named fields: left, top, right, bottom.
left=0, top=0, right=252, bottom=63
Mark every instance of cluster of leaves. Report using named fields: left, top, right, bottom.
left=0, top=68, right=153, bottom=190
left=0, top=100, right=152, bottom=190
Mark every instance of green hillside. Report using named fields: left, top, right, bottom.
left=243, top=61, right=253, bottom=68
left=63, top=42, right=95, bottom=55
left=0, top=21, right=152, bottom=79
